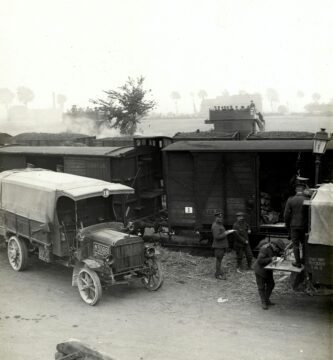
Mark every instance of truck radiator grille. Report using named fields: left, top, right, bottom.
left=113, top=242, right=144, bottom=272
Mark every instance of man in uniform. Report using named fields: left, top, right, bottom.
left=211, top=211, right=228, bottom=280
left=233, top=212, right=253, bottom=272
left=284, top=182, right=308, bottom=268
left=254, top=239, right=285, bottom=310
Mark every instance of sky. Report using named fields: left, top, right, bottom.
left=1, top=0, right=333, bottom=113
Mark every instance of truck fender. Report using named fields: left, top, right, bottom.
left=72, top=259, right=104, bottom=287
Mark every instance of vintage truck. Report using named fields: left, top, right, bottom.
left=0, top=168, right=163, bottom=305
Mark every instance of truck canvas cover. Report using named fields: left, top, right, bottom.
left=0, top=169, right=134, bottom=223
left=308, top=183, right=333, bottom=246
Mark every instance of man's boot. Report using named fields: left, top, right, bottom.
left=259, top=290, right=268, bottom=310
left=265, top=287, right=275, bottom=305
left=292, top=248, right=302, bottom=268
left=247, top=260, right=253, bottom=270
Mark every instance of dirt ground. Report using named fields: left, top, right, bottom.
left=0, top=244, right=332, bottom=360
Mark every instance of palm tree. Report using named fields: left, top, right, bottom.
left=0, top=88, right=15, bottom=111
left=266, top=88, right=279, bottom=112
left=198, top=89, right=208, bottom=102
left=297, top=90, right=304, bottom=98
left=295, top=90, right=305, bottom=113
left=170, top=91, right=181, bottom=114
left=0, top=88, right=15, bottom=121
left=17, top=86, right=34, bottom=107
left=57, top=94, right=67, bottom=112
left=312, top=93, right=321, bottom=103
left=190, top=92, right=197, bottom=114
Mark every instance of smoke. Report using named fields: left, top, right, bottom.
left=61, top=115, right=121, bottom=138
left=0, top=107, right=123, bottom=138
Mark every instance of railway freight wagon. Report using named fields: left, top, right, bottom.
left=0, top=136, right=172, bottom=222
left=162, top=139, right=333, bottom=246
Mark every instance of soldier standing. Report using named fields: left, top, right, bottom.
left=233, top=212, right=253, bottom=273
left=284, top=182, right=308, bottom=268
left=211, top=211, right=228, bottom=280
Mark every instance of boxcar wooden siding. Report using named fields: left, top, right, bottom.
left=167, top=153, right=195, bottom=226
left=110, top=157, right=136, bottom=181
left=0, top=155, right=26, bottom=172
left=166, top=152, right=257, bottom=228
left=223, top=153, right=257, bottom=225
left=64, top=157, right=110, bottom=180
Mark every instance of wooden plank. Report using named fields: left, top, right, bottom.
left=192, top=153, right=200, bottom=228
left=194, top=153, right=224, bottom=225
left=110, top=157, right=136, bottom=181
left=265, top=259, right=304, bottom=273
left=86, top=158, right=109, bottom=180
left=0, top=155, right=26, bottom=171
left=223, top=153, right=257, bottom=225
left=168, top=202, right=196, bottom=212
left=64, top=157, right=86, bottom=176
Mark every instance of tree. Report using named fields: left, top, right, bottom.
left=266, top=88, right=279, bottom=112
left=198, top=89, right=207, bottom=101
left=57, top=94, right=67, bottom=111
left=170, top=91, right=181, bottom=114
left=17, top=86, right=34, bottom=107
left=297, top=90, right=304, bottom=98
left=0, top=88, right=15, bottom=110
left=91, top=76, right=156, bottom=135
left=312, top=93, right=321, bottom=103
left=277, top=105, right=288, bottom=114
left=190, top=92, right=197, bottom=114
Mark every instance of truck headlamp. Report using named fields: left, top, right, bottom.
left=106, top=254, right=114, bottom=265
left=145, top=246, right=155, bottom=258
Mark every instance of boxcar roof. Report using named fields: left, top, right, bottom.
left=0, top=146, right=134, bottom=157
left=11, top=132, right=92, bottom=141
left=247, top=131, right=315, bottom=140
left=173, top=130, right=238, bottom=140
left=163, top=139, right=333, bottom=152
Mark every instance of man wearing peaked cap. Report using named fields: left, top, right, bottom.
left=233, top=212, right=253, bottom=273
left=270, top=238, right=286, bottom=252
left=211, top=211, right=227, bottom=280
left=254, top=239, right=286, bottom=310
left=284, top=182, right=308, bottom=268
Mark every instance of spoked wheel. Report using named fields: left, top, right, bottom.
left=7, top=236, right=29, bottom=271
left=77, top=267, right=102, bottom=306
left=142, top=257, right=164, bottom=291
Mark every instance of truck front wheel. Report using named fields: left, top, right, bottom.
left=142, top=258, right=164, bottom=291
left=7, top=236, right=29, bottom=271
left=77, top=267, right=102, bottom=306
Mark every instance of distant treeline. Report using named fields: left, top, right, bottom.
left=304, top=102, right=333, bottom=115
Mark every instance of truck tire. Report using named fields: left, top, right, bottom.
left=7, top=236, right=29, bottom=271
left=142, top=257, right=164, bottom=291
left=77, top=267, right=102, bottom=306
